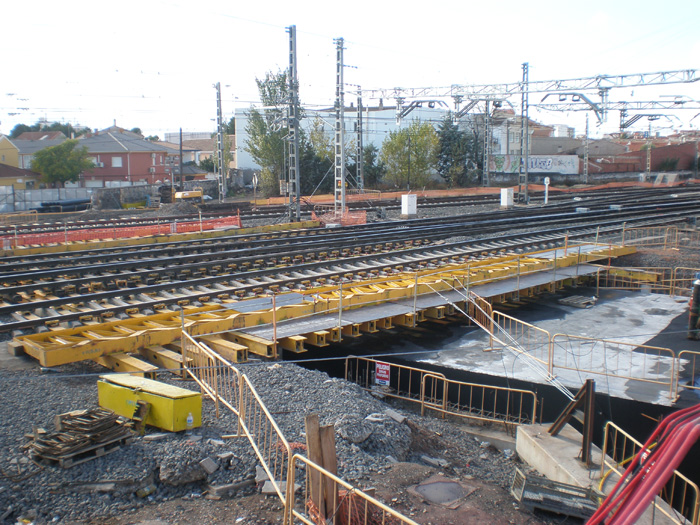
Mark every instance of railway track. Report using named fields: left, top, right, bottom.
left=1, top=191, right=698, bottom=335
left=3, top=185, right=698, bottom=236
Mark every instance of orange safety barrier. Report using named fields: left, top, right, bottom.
left=0, top=214, right=242, bottom=248
left=311, top=209, right=366, bottom=226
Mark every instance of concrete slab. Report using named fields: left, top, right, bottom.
left=419, top=290, right=689, bottom=405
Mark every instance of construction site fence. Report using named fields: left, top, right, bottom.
left=550, top=334, right=677, bottom=399
left=596, top=266, right=700, bottom=297
left=420, top=373, right=537, bottom=428
left=181, top=335, right=413, bottom=524
left=678, top=351, right=700, bottom=394
left=181, top=332, right=241, bottom=420
left=344, top=356, right=538, bottom=428
left=600, top=421, right=700, bottom=525
left=0, top=214, right=242, bottom=248
left=623, top=226, right=700, bottom=250
left=311, top=208, right=367, bottom=227
left=0, top=210, right=38, bottom=225
left=491, top=310, right=551, bottom=371
left=238, top=373, right=293, bottom=506
left=288, top=454, right=420, bottom=525
left=345, top=356, right=446, bottom=404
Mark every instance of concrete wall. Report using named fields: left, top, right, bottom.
left=0, top=187, right=94, bottom=213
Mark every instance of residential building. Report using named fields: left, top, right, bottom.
left=0, top=135, right=67, bottom=169
left=78, top=127, right=170, bottom=187
left=0, top=164, right=42, bottom=189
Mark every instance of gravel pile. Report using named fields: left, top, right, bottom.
left=0, top=360, right=519, bottom=524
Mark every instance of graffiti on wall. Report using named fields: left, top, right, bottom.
left=490, top=155, right=579, bottom=175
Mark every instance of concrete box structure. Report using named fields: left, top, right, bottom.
left=501, top=188, right=514, bottom=208
left=401, top=194, right=417, bottom=217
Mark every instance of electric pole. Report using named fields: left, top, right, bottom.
left=356, top=87, right=364, bottom=192
left=583, top=114, right=589, bottom=184
left=483, top=100, right=491, bottom=186
left=518, top=62, right=530, bottom=203
left=215, top=82, right=226, bottom=202
left=334, top=37, right=346, bottom=215
left=287, top=25, right=301, bottom=221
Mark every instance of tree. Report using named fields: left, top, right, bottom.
left=362, top=143, right=385, bottom=188
left=130, top=127, right=143, bottom=136
left=10, top=120, right=89, bottom=139
left=224, top=117, right=236, bottom=135
left=243, top=70, right=290, bottom=198
left=380, top=120, right=438, bottom=190
left=199, top=156, right=215, bottom=172
left=30, top=140, right=94, bottom=187
left=436, top=115, right=470, bottom=187
left=146, top=135, right=160, bottom=142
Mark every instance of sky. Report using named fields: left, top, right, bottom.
left=2, top=0, right=699, bottom=140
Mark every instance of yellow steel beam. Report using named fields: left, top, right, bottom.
left=14, top=243, right=635, bottom=367
left=305, top=331, right=330, bottom=347
left=93, top=353, right=158, bottom=379
left=138, top=345, right=191, bottom=377
left=1, top=220, right=320, bottom=257
left=279, top=335, right=306, bottom=353
left=198, top=335, right=249, bottom=363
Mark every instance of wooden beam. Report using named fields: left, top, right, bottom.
left=304, top=414, right=326, bottom=518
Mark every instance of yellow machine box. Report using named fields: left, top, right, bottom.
left=97, top=374, right=202, bottom=432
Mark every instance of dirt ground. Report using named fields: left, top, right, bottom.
left=88, top=419, right=561, bottom=525
left=91, top=464, right=549, bottom=525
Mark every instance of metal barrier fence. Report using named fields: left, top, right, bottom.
left=181, top=332, right=241, bottom=419
left=598, top=266, right=676, bottom=294
left=238, top=374, right=293, bottom=506
left=672, top=267, right=700, bottom=297
left=600, top=421, right=700, bottom=525
left=181, top=332, right=291, bottom=511
left=345, top=356, right=446, bottom=405
left=492, top=311, right=551, bottom=369
left=288, top=454, right=420, bottom=525
left=0, top=210, right=38, bottom=225
left=345, top=356, right=538, bottom=428
left=420, top=373, right=537, bottom=429
left=0, top=214, right=242, bottom=247
left=550, top=334, right=677, bottom=398
left=623, top=226, right=679, bottom=248
left=623, top=226, right=700, bottom=250
left=679, top=351, right=700, bottom=394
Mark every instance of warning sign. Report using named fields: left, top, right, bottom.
left=375, top=362, right=390, bottom=386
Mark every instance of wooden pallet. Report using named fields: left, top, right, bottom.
left=34, top=434, right=133, bottom=468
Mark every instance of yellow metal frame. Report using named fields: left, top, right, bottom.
left=550, top=334, right=677, bottom=399
left=15, top=243, right=634, bottom=368
left=420, top=373, right=538, bottom=428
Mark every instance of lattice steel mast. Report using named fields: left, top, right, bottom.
left=287, top=25, right=301, bottom=221
left=334, top=38, right=346, bottom=215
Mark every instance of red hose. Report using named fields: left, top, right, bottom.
left=588, top=404, right=700, bottom=524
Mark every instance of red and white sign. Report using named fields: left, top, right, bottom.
left=375, top=362, right=390, bottom=386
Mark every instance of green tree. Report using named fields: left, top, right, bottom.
left=30, top=140, right=94, bottom=187
left=146, top=135, right=160, bottom=142
left=362, top=143, right=385, bottom=188
left=130, top=127, right=143, bottom=136
left=436, top=115, right=469, bottom=187
left=243, top=70, right=289, bottom=197
left=10, top=121, right=89, bottom=139
left=199, top=156, right=215, bottom=172
left=380, top=120, right=438, bottom=190
left=224, top=117, right=236, bottom=135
